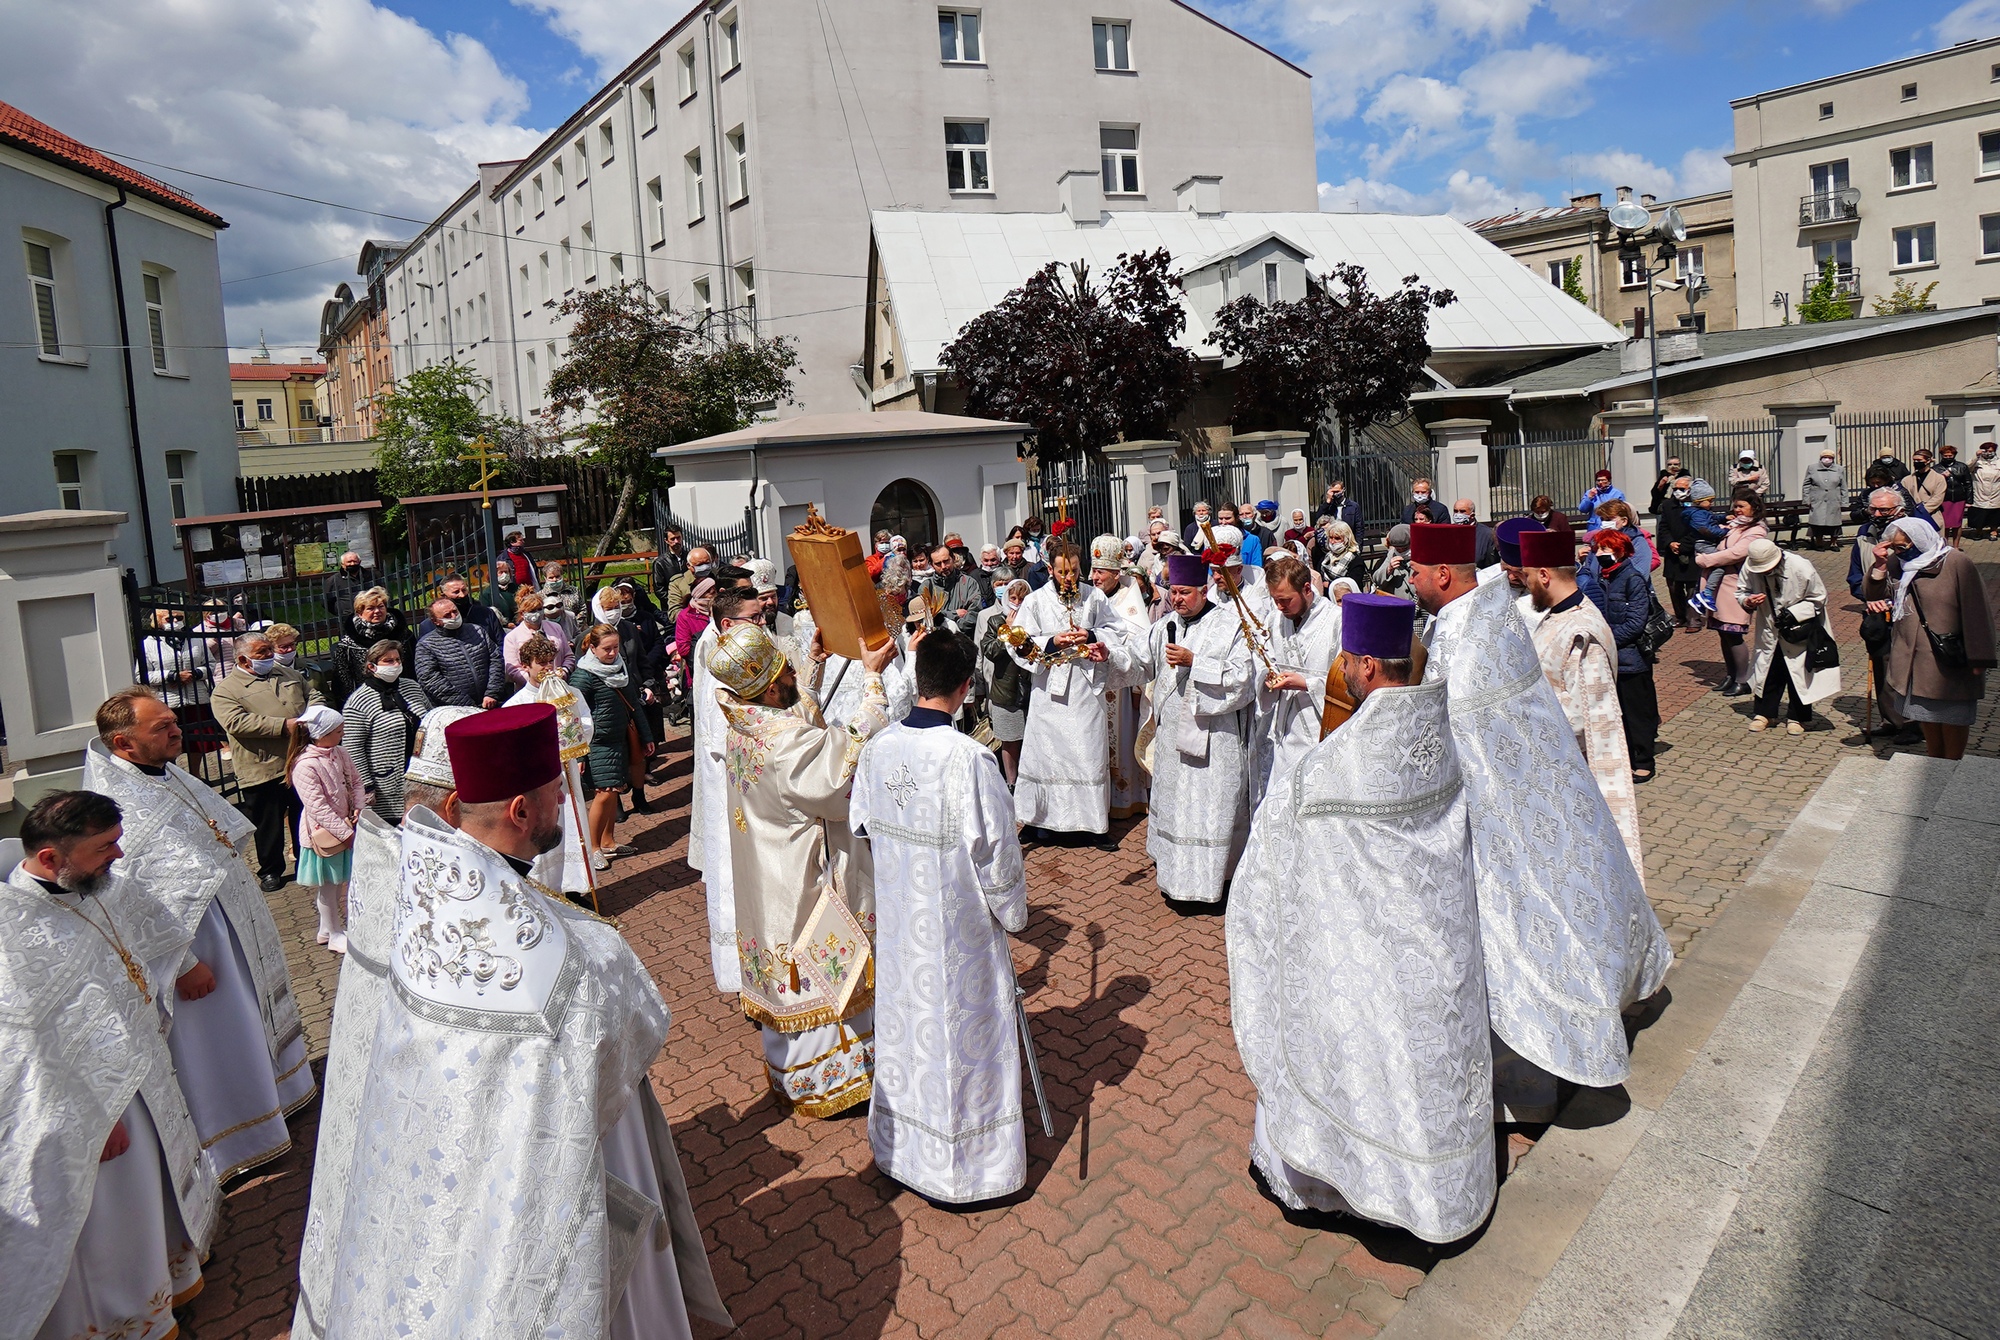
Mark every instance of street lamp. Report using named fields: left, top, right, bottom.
left=1610, top=201, right=1685, bottom=476
left=1771, top=290, right=1792, bottom=324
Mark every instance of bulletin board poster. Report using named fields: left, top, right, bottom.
left=177, top=503, right=383, bottom=591
left=400, top=484, right=569, bottom=567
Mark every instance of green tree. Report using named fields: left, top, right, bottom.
left=1870, top=275, right=1940, bottom=316
left=373, top=363, right=520, bottom=528
left=1797, top=257, right=1857, bottom=324
left=544, top=283, right=798, bottom=556
left=1562, top=254, right=1589, bottom=305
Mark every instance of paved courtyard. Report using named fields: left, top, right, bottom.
left=189, top=542, right=2000, bottom=1339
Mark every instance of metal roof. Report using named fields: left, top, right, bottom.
left=872, top=208, right=1625, bottom=375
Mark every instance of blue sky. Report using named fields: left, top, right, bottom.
left=2, top=0, right=1989, bottom=354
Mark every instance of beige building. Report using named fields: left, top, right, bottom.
left=381, top=0, right=1316, bottom=420
left=315, top=239, right=404, bottom=437
left=1471, top=187, right=1737, bottom=334
left=229, top=345, right=325, bottom=445
left=1731, top=36, right=2000, bottom=327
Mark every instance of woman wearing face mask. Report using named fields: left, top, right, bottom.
left=1584, top=529, right=1661, bottom=782
left=1319, top=520, right=1367, bottom=587
left=675, top=577, right=716, bottom=694
left=140, top=605, right=226, bottom=758
left=569, top=622, right=654, bottom=868
left=340, top=640, right=431, bottom=824
left=1695, top=493, right=1771, bottom=696
left=1528, top=494, right=1575, bottom=537
left=978, top=579, right=1034, bottom=785
left=330, top=588, right=414, bottom=710
left=501, top=590, right=573, bottom=686
left=1969, top=441, right=2000, bottom=541
left=1592, top=500, right=1656, bottom=572
left=1863, top=517, right=1995, bottom=759
left=1801, top=450, right=1848, bottom=551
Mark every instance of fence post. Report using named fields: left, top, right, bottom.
left=1927, top=391, right=2000, bottom=455
left=1765, top=401, right=1838, bottom=503
left=1230, top=430, right=1311, bottom=522
left=1104, top=439, right=1180, bottom=537
left=1596, top=407, right=1663, bottom=515
left=1426, top=419, right=1491, bottom=519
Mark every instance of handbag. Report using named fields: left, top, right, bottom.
left=1635, top=593, right=1677, bottom=661
left=307, top=825, right=349, bottom=858
left=1910, top=582, right=1970, bottom=671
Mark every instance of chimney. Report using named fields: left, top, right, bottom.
left=1640, top=192, right=1657, bottom=207
left=1174, top=175, right=1224, bottom=217
left=1616, top=185, right=1634, bottom=203
left=1058, top=169, right=1104, bottom=226
left=1570, top=191, right=1603, bottom=210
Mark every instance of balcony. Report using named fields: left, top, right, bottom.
left=1799, top=192, right=1861, bottom=226
left=233, top=424, right=375, bottom=447
left=1803, top=266, right=1862, bottom=299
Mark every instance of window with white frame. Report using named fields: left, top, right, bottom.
left=478, top=292, right=491, bottom=338
left=1620, top=253, right=1647, bottom=288
left=54, top=453, right=84, bottom=509
left=539, top=251, right=552, bottom=303
left=639, top=80, right=658, bottom=132
left=1093, top=21, right=1132, bottom=71
left=1100, top=125, right=1139, bottom=194
left=721, top=13, right=740, bottom=71
left=693, top=275, right=712, bottom=318
left=512, top=191, right=524, bottom=230
left=1890, top=144, right=1934, bottom=189
left=519, top=263, right=531, bottom=314
left=1263, top=261, right=1279, bottom=304
left=469, top=211, right=481, bottom=254
left=580, top=222, right=596, bottom=282
left=533, top=174, right=545, bottom=214
left=574, top=139, right=588, bottom=185
left=600, top=121, right=615, bottom=164
left=561, top=238, right=574, bottom=291
left=25, top=238, right=61, bottom=356
left=299, top=398, right=316, bottom=422
left=1983, top=131, right=2000, bottom=176
left=609, top=252, right=624, bottom=280
left=1983, top=213, right=2000, bottom=257
left=685, top=150, right=705, bottom=222
left=1546, top=258, right=1572, bottom=287
left=736, top=263, right=756, bottom=328
left=256, top=397, right=274, bottom=422
left=727, top=127, right=748, bottom=203
left=143, top=268, right=171, bottom=371
left=525, top=349, right=539, bottom=401
left=545, top=341, right=557, bottom=378
left=1676, top=246, right=1705, bottom=282
left=945, top=120, right=989, bottom=191
left=1894, top=223, right=1937, bottom=267
left=165, top=452, right=192, bottom=521
left=233, top=400, right=245, bottom=430
left=447, top=230, right=457, bottom=269
left=647, top=178, right=665, bottom=243
left=553, top=156, right=565, bottom=200
left=677, top=43, right=697, bottom=100
left=939, top=10, right=981, bottom=62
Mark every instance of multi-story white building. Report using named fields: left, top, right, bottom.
left=1732, top=36, right=2000, bottom=327
left=382, top=0, right=1314, bottom=418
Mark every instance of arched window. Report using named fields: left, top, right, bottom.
left=870, top=478, right=938, bottom=552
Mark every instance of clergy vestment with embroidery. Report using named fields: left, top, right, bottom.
left=1529, top=597, right=1644, bottom=886
left=725, top=676, right=890, bottom=1117
left=326, top=813, right=729, bottom=1338
left=688, top=624, right=741, bottom=991
left=508, top=675, right=599, bottom=896
left=852, top=712, right=1029, bottom=1202
left=1008, top=584, right=1138, bottom=835
left=1249, top=594, right=1340, bottom=812
left=1143, top=604, right=1255, bottom=902
left=1227, top=679, right=1495, bottom=1242
left=793, top=605, right=917, bottom=731
left=1, top=851, right=218, bottom=1340
left=1423, top=577, right=1671, bottom=1093
left=1102, top=576, right=1153, bottom=819
left=83, top=742, right=314, bottom=1183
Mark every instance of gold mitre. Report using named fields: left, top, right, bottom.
left=708, top=622, right=787, bottom=699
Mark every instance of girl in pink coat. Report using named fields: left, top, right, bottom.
left=290, top=703, right=367, bottom=954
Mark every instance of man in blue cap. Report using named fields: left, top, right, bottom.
left=1228, top=591, right=1495, bottom=1242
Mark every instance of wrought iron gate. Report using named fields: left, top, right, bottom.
left=1028, top=455, right=1127, bottom=545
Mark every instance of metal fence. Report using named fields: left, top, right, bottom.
left=651, top=491, right=757, bottom=562
left=1175, top=453, right=1252, bottom=532
left=1305, top=418, right=1435, bottom=532
left=1833, top=410, right=1945, bottom=488
left=1487, top=430, right=1609, bottom=520
left=1663, top=418, right=1785, bottom=500
left=1028, top=455, right=1128, bottom=545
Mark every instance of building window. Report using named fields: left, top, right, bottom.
left=1984, top=131, right=2000, bottom=176
left=256, top=398, right=275, bottom=422
left=939, top=10, right=981, bottom=62
left=1818, top=101, right=1833, bottom=119
left=727, top=127, right=748, bottom=203
left=677, top=43, right=697, bottom=100
left=736, top=263, right=756, bottom=329
left=609, top=252, right=624, bottom=280
left=1093, top=21, right=1132, bottom=71
left=580, top=223, right=596, bottom=282
left=469, top=211, right=481, bottom=254
left=1812, top=237, right=1853, bottom=275
left=945, top=120, right=989, bottom=191
left=1901, top=82, right=1917, bottom=101
left=1547, top=258, right=1572, bottom=287
left=54, top=453, right=84, bottom=510
left=1263, top=261, right=1279, bottom=304
left=639, top=80, right=658, bottom=132
left=533, top=174, right=545, bottom=215
left=1810, top=159, right=1849, bottom=197
left=512, top=191, right=524, bottom=230
left=1100, top=125, right=1140, bottom=194
left=478, top=292, right=491, bottom=338
left=299, top=399, right=316, bottom=422
left=1677, top=312, right=1708, bottom=333
left=693, top=275, right=712, bottom=319
left=1983, top=213, right=2000, bottom=257
left=1676, top=247, right=1705, bottom=282
left=539, top=252, right=552, bottom=303
left=519, top=263, right=531, bottom=314
left=524, top=349, right=538, bottom=401
left=1894, top=223, right=1937, bottom=267
left=142, top=270, right=170, bottom=371
left=685, top=150, right=705, bottom=222
left=1890, top=144, right=1934, bottom=189
left=233, top=400, right=245, bottom=430
left=561, top=238, right=574, bottom=291
left=721, top=12, right=740, bottom=71
left=600, top=121, right=615, bottom=164
left=1620, top=254, right=1647, bottom=289
left=24, top=239, right=61, bottom=356
left=647, top=178, right=665, bottom=243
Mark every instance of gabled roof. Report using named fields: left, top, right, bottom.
left=872, top=209, right=1625, bottom=375
left=1463, top=202, right=1598, bottom=232
left=0, top=100, right=227, bottom=228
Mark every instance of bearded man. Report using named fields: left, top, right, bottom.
left=1248, top=553, right=1340, bottom=810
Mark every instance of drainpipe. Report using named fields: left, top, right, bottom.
left=103, top=187, right=160, bottom=586
left=702, top=6, right=735, bottom=337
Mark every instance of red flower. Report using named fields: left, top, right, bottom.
left=1200, top=545, right=1236, bottom=567
left=1050, top=518, right=1078, bottom=537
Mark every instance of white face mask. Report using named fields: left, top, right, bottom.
left=374, top=663, right=402, bottom=682
left=247, top=657, right=275, bottom=676
left=1452, top=512, right=1474, bottom=525
left=274, top=649, right=296, bottom=666
left=524, top=610, right=544, bottom=625
left=1412, top=491, right=1430, bottom=503
left=875, top=542, right=892, bottom=554
left=437, top=614, right=463, bottom=631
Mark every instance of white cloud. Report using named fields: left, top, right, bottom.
left=510, top=0, right=677, bottom=77
left=1558, top=143, right=1733, bottom=200
left=1432, top=0, right=1540, bottom=40
left=1319, top=170, right=1541, bottom=219
left=1460, top=43, right=1601, bottom=120
left=0, top=0, right=542, bottom=358
left=1367, top=75, right=1470, bottom=133
left=1677, top=146, right=1732, bottom=194
left=1936, top=0, right=2000, bottom=44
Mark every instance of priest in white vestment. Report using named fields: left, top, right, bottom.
left=84, top=687, right=314, bottom=1184
left=506, top=632, right=598, bottom=900
left=791, top=601, right=917, bottom=732
left=326, top=704, right=729, bottom=1338
left=292, top=809, right=399, bottom=1339
left=1248, top=554, right=1340, bottom=813
left=1008, top=538, right=1138, bottom=846
left=1519, top=530, right=1644, bottom=884
left=690, top=583, right=775, bottom=994
left=1409, top=523, right=1671, bottom=1120
left=1229, top=595, right=1496, bottom=1242
left=3, top=791, right=219, bottom=1340
left=852, top=630, right=1031, bottom=1202
left=1142, top=552, right=1256, bottom=904
left=1089, top=534, right=1154, bottom=819
left=715, top=623, right=899, bottom=1116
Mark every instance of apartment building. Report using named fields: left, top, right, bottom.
left=381, top=0, right=1314, bottom=419
left=1731, top=36, right=2000, bottom=327
left=316, top=239, right=405, bottom=437
left=229, top=343, right=326, bottom=445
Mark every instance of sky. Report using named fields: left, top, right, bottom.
left=0, top=0, right=1990, bottom=361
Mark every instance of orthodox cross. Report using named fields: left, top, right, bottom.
left=457, top=435, right=502, bottom=509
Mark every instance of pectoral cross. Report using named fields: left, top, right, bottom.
left=458, top=435, right=502, bottom=510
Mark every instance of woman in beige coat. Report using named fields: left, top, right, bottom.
left=1695, top=494, right=1771, bottom=697
left=1863, top=517, right=1996, bottom=760
left=1739, top=539, right=1840, bottom=734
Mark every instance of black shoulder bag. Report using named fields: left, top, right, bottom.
left=1910, top=579, right=1970, bottom=672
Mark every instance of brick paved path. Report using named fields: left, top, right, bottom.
left=186, top=542, right=2000, bottom=1339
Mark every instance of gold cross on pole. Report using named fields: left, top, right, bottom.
left=457, top=435, right=501, bottom=509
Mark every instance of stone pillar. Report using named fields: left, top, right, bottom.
left=1103, top=439, right=1181, bottom=538
left=1766, top=401, right=1838, bottom=502
left=0, top=511, right=134, bottom=835
left=1596, top=407, right=1664, bottom=514
left=1426, top=419, right=1491, bottom=520
left=1928, top=391, right=2000, bottom=454
left=1230, top=431, right=1311, bottom=524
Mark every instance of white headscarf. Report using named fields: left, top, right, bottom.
left=1887, top=516, right=1948, bottom=619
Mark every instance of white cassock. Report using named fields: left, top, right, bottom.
left=1143, top=602, right=1255, bottom=903
left=852, top=713, right=1030, bottom=1203
left=1, top=847, right=218, bottom=1340
left=1249, top=593, right=1340, bottom=813
left=688, top=624, right=741, bottom=991
left=84, top=742, right=315, bottom=1183
left=1424, top=576, right=1672, bottom=1118
left=1009, top=584, right=1138, bottom=835
left=327, top=810, right=731, bottom=1339
left=1102, top=576, right=1153, bottom=819
left=292, top=812, right=398, bottom=1339
left=793, top=604, right=917, bottom=730
left=1227, top=678, right=1496, bottom=1242
left=1529, top=596, right=1644, bottom=886
left=509, top=675, right=599, bottom=898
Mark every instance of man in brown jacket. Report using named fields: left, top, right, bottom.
left=210, top=630, right=314, bottom=891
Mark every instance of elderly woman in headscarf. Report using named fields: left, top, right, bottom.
left=1863, top=516, right=1996, bottom=759
left=674, top=576, right=716, bottom=692
left=978, top=577, right=1035, bottom=784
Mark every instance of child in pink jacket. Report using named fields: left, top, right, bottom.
left=290, top=704, right=367, bottom=954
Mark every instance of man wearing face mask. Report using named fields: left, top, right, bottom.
left=418, top=573, right=503, bottom=645
left=1313, top=480, right=1362, bottom=532
left=1451, top=499, right=1502, bottom=569
left=416, top=596, right=506, bottom=710
left=210, top=631, right=313, bottom=891
left=1400, top=479, right=1450, bottom=527
left=321, top=548, right=377, bottom=620
left=491, top=530, right=535, bottom=619
left=665, top=545, right=716, bottom=624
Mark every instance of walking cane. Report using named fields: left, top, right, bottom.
left=1865, top=656, right=1875, bottom=740
left=1015, top=983, right=1055, bottom=1137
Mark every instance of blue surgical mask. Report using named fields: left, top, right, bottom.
left=249, top=657, right=276, bottom=676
